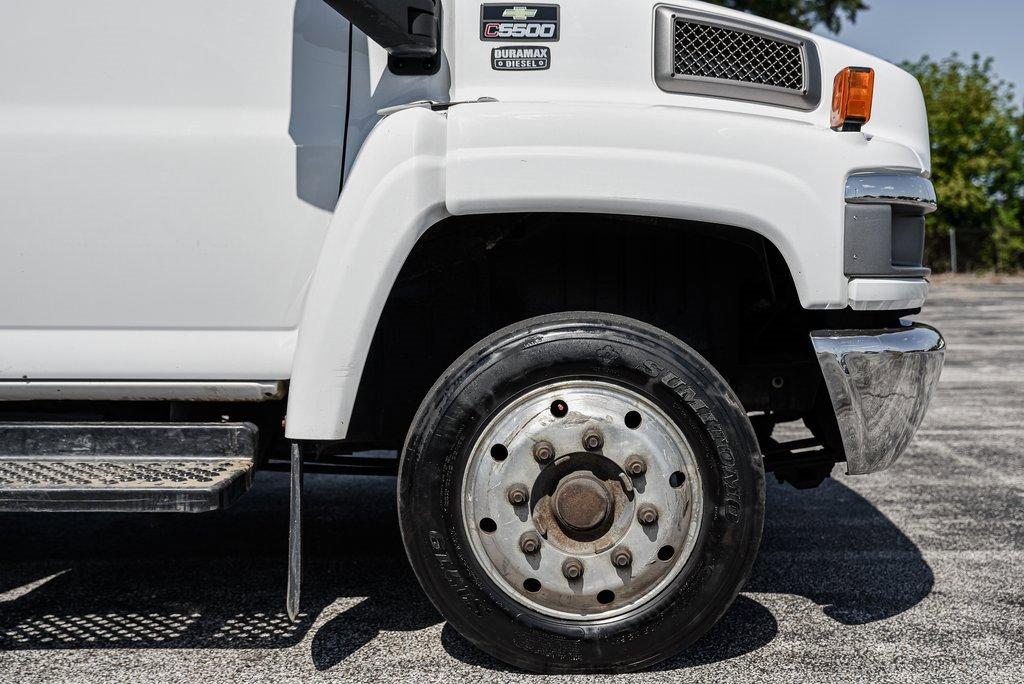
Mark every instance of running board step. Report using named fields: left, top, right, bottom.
left=0, top=422, right=257, bottom=513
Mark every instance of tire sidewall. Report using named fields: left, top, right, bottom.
left=399, top=313, right=764, bottom=672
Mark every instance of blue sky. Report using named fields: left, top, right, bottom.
left=813, top=0, right=1024, bottom=93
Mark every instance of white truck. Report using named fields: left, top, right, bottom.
left=0, top=0, right=945, bottom=672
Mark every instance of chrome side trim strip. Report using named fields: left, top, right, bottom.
left=0, top=381, right=285, bottom=402
left=845, top=173, right=938, bottom=214
left=811, top=323, right=945, bottom=475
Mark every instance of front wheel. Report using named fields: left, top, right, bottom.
left=398, top=312, right=764, bottom=673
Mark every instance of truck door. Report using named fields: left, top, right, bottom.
left=0, top=0, right=349, bottom=335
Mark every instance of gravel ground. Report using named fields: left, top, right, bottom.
left=1, top=280, right=1022, bottom=683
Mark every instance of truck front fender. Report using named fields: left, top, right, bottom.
left=286, top=106, right=448, bottom=440
left=285, top=101, right=925, bottom=440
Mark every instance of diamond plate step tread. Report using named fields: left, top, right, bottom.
left=0, top=423, right=257, bottom=513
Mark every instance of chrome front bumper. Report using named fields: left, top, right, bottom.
left=811, top=323, right=945, bottom=475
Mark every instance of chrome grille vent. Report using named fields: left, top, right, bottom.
left=673, top=20, right=804, bottom=91
left=654, top=7, right=821, bottom=110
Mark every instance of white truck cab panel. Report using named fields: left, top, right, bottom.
left=1, top=0, right=930, bottom=391
left=0, top=0, right=941, bottom=448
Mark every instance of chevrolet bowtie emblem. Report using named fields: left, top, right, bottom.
left=502, top=6, right=538, bottom=20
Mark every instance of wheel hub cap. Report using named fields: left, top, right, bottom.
left=552, top=472, right=613, bottom=533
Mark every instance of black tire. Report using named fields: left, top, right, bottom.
left=398, top=312, right=764, bottom=673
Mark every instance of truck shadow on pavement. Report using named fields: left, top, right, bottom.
left=0, top=471, right=933, bottom=673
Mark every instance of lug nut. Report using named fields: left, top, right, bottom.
left=533, top=440, right=555, bottom=464
left=519, top=531, right=542, bottom=555
left=582, top=427, right=604, bottom=451
left=611, top=547, right=633, bottom=568
left=507, top=483, right=529, bottom=506
left=562, top=558, right=584, bottom=580
left=624, top=455, right=647, bottom=477
left=637, top=503, right=659, bottom=525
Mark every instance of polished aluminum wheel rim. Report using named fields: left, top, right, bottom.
left=461, top=380, right=704, bottom=621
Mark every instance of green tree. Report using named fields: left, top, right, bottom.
left=705, top=0, right=867, bottom=32
left=903, top=54, right=1024, bottom=271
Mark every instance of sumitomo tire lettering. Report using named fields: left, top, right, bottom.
left=638, top=357, right=744, bottom=523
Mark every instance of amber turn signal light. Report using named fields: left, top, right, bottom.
left=831, top=67, right=875, bottom=131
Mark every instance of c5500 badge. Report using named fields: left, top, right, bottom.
left=491, top=46, right=550, bottom=70
left=480, top=4, right=559, bottom=41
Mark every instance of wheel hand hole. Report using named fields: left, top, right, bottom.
left=479, top=518, right=497, bottom=533
left=597, top=590, right=615, bottom=605
left=523, top=578, right=541, bottom=593
left=550, top=400, right=568, bottom=418
left=657, top=545, right=675, bottom=561
left=624, top=411, right=642, bottom=429
left=490, top=444, right=508, bottom=461
left=669, top=471, right=686, bottom=488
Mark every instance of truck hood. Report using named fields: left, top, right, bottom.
left=436, top=0, right=930, bottom=171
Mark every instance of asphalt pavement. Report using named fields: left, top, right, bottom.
left=1, top=278, right=1022, bottom=682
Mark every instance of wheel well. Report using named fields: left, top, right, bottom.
left=346, top=213, right=901, bottom=448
